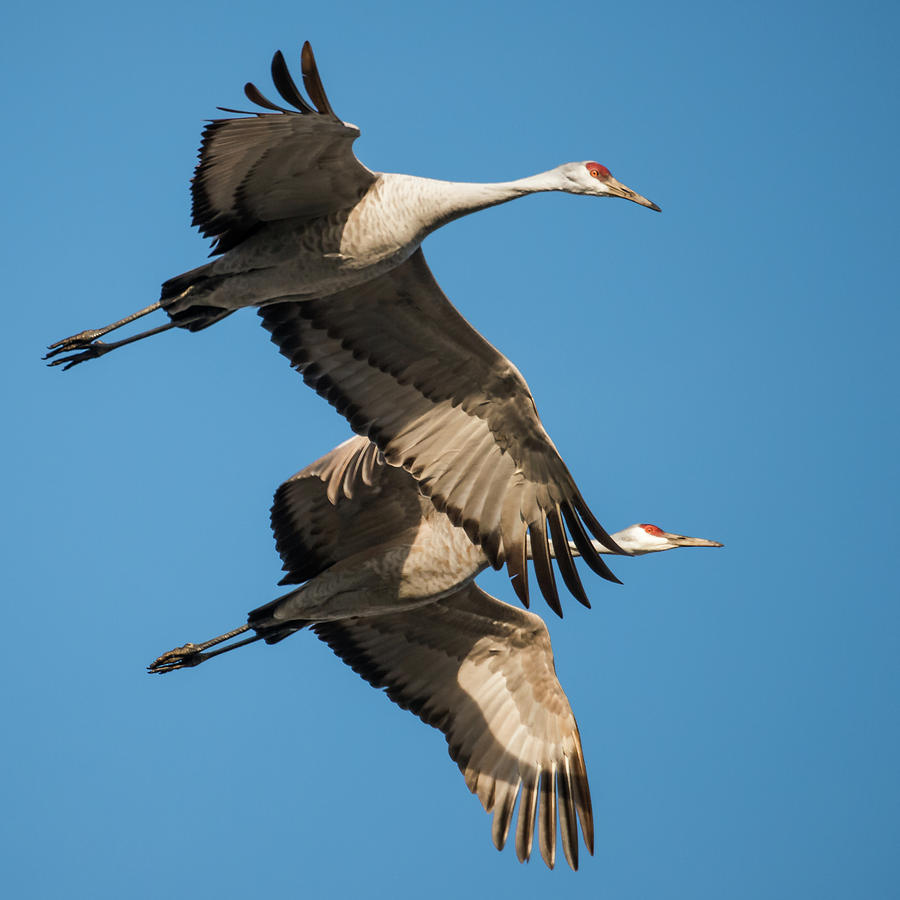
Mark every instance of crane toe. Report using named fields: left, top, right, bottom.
left=45, top=342, right=111, bottom=370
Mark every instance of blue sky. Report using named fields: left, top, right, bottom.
left=4, top=0, right=899, bottom=896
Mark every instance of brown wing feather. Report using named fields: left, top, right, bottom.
left=191, top=45, right=375, bottom=254
left=270, top=436, right=425, bottom=585
left=259, top=249, right=622, bottom=615
left=300, top=41, right=337, bottom=117
left=311, top=583, right=592, bottom=870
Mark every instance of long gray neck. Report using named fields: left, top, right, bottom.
left=394, top=170, right=563, bottom=236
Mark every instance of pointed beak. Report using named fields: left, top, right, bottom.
left=663, top=531, right=723, bottom=548
left=605, top=177, right=661, bottom=212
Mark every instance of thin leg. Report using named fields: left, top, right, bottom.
left=45, top=301, right=163, bottom=357
left=148, top=623, right=264, bottom=674
left=46, top=320, right=180, bottom=370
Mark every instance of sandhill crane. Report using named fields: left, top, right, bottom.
left=149, top=436, right=721, bottom=869
left=46, top=43, right=660, bottom=615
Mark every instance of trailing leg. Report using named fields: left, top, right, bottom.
left=46, top=320, right=180, bottom=370
left=149, top=623, right=261, bottom=673
left=45, top=302, right=163, bottom=358
left=45, top=258, right=232, bottom=369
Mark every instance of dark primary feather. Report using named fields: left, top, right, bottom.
left=548, top=505, right=591, bottom=608
left=242, top=81, right=292, bottom=114
left=259, top=249, right=622, bottom=616
left=312, top=583, right=593, bottom=869
left=270, top=50, right=316, bottom=114
left=300, top=41, right=337, bottom=117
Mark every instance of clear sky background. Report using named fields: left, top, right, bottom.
left=4, top=1, right=898, bottom=897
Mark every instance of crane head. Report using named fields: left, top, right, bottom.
left=557, top=162, right=661, bottom=210
left=612, top=523, right=723, bottom=555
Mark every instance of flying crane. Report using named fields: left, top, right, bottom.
left=150, top=436, right=722, bottom=870
left=46, top=43, right=661, bottom=615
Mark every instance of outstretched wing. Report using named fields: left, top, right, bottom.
left=313, top=583, right=593, bottom=870
left=260, top=249, right=623, bottom=616
left=271, top=435, right=425, bottom=585
left=192, top=42, right=377, bottom=254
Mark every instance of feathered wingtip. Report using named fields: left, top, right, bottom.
left=301, top=42, right=337, bottom=117
left=217, top=42, right=341, bottom=120
left=229, top=41, right=340, bottom=122
left=507, top=501, right=621, bottom=618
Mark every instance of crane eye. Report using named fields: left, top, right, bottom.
left=585, top=163, right=611, bottom=180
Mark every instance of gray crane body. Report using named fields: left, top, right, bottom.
left=163, top=172, right=559, bottom=322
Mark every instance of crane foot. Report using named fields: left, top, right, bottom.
left=44, top=341, right=111, bottom=370
left=148, top=643, right=207, bottom=674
